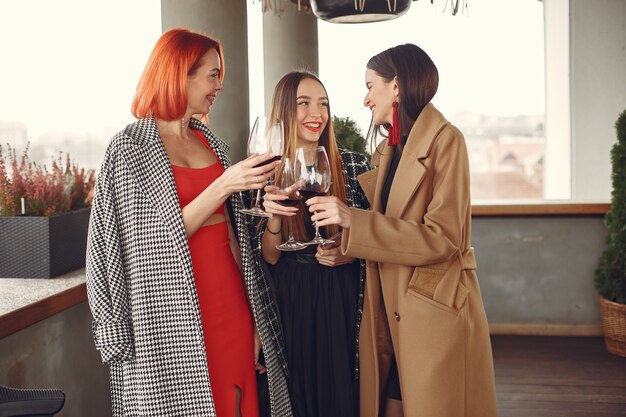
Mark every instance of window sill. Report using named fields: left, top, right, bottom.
left=0, top=269, right=86, bottom=339
left=472, top=202, right=610, bottom=216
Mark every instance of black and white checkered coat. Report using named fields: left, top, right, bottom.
left=337, top=149, right=371, bottom=378
left=86, top=117, right=292, bottom=417
left=250, top=148, right=371, bottom=381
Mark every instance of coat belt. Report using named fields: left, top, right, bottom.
left=458, top=247, right=477, bottom=270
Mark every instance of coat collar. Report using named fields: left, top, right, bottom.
left=122, top=118, right=193, bottom=276
left=371, top=103, right=450, bottom=217
left=120, top=117, right=230, bottom=275
left=121, top=117, right=243, bottom=316
left=189, top=118, right=231, bottom=166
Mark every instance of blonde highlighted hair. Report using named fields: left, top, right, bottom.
left=269, top=71, right=346, bottom=240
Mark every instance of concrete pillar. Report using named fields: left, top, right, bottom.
left=161, top=0, right=249, bottom=161
left=263, top=3, right=319, bottom=113
left=570, top=0, right=626, bottom=200
left=543, top=0, right=570, bottom=199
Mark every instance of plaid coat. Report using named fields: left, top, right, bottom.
left=86, top=118, right=292, bottom=417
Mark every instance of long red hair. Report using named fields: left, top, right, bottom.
left=269, top=71, right=347, bottom=240
left=131, top=28, right=225, bottom=121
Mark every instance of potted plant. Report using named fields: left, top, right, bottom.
left=0, top=144, right=95, bottom=278
left=595, top=109, right=626, bottom=357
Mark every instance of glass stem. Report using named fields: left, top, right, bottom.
left=254, top=189, right=262, bottom=209
left=314, top=213, right=322, bottom=239
left=287, top=216, right=295, bottom=242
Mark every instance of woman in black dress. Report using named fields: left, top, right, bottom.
left=258, top=71, right=369, bottom=417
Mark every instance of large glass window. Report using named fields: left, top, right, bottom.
left=0, top=0, right=162, bottom=170
left=318, top=0, right=549, bottom=201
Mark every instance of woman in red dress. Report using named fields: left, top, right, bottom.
left=171, top=129, right=261, bottom=416
left=87, top=29, right=283, bottom=416
left=141, top=31, right=280, bottom=416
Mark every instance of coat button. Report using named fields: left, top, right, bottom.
left=394, top=312, right=400, bottom=322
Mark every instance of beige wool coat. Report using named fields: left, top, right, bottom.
left=341, top=104, right=498, bottom=417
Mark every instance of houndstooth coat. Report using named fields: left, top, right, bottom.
left=86, top=117, right=292, bottom=417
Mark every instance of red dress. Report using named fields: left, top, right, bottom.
left=172, top=129, right=259, bottom=417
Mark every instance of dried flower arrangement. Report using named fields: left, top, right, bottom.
left=0, top=144, right=95, bottom=217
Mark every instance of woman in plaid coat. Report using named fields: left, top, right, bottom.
left=258, top=72, right=370, bottom=417
left=86, top=29, right=292, bottom=417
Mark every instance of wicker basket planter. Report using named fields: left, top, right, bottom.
left=598, top=294, right=626, bottom=357
left=0, top=208, right=91, bottom=278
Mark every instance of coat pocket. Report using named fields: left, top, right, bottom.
left=406, top=267, right=469, bottom=315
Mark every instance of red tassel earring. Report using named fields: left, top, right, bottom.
left=388, top=101, right=401, bottom=146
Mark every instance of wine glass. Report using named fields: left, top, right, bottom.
left=295, top=146, right=334, bottom=245
left=275, top=158, right=307, bottom=251
left=240, top=116, right=284, bottom=217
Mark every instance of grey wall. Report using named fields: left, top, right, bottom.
left=263, top=2, right=318, bottom=113
left=570, top=0, right=626, bottom=200
left=0, top=302, right=111, bottom=417
left=473, top=215, right=605, bottom=326
left=161, top=0, right=250, bottom=161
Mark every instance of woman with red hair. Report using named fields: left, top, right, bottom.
left=86, top=28, right=291, bottom=416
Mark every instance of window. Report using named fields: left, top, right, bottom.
left=0, top=0, right=162, bottom=170
left=318, top=0, right=551, bottom=201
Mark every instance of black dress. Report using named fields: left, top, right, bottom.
left=269, top=223, right=360, bottom=417
left=257, top=149, right=370, bottom=417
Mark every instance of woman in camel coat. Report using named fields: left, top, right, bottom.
left=307, top=44, right=498, bottom=417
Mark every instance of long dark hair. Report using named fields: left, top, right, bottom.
left=366, top=43, right=439, bottom=148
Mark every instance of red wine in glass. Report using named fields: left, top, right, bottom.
left=277, top=194, right=303, bottom=207
left=275, top=158, right=307, bottom=251
left=294, top=146, right=333, bottom=246
left=299, top=189, right=327, bottom=200
left=240, top=117, right=284, bottom=217
left=253, top=155, right=282, bottom=168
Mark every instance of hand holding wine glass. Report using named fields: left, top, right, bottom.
left=218, top=152, right=279, bottom=195
left=262, top=185, right=299, bottom=218
left=295, top=146, right=333, bottom=245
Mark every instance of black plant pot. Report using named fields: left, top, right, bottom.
left=0, top=208, right=91, bottom=278
left=310, top=0, right=411, bottom=23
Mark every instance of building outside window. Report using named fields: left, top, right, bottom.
left=3, top=1, right=590, bottom=203
left=0, top=0, right=162, bottom=171
left=317, top=0, right=551, bottom=201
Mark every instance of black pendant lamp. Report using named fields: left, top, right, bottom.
left=309, top=0, right=412, bottom=23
